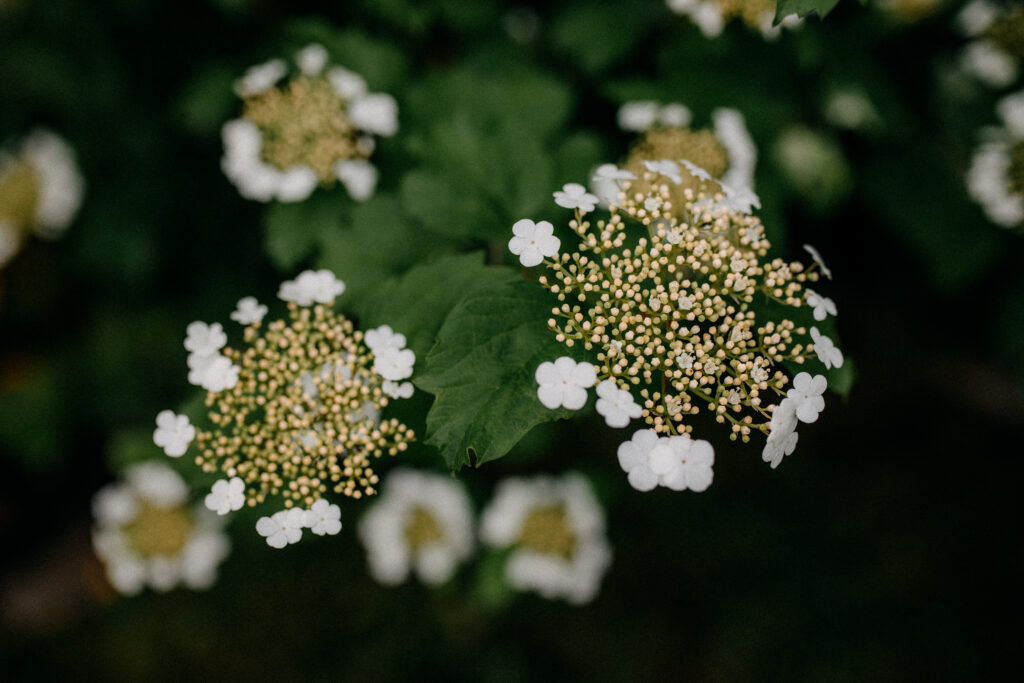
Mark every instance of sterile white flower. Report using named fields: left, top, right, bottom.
left=959, top=41, right=1018, bottom=89
left=189, top=353, right=240, bottom=393
left=535, top=357, right=596, bottom=410
left=643, top=159, right=684, bottom=184
left=659, top=102, right=692, bottom=128
left=509, top=218, right=560, bottom=267
left=382, top=380, right=414, bottom=399
left=617, top=100, right=660, bottom=132
left=592, top=164, right=637, bottom=183
left=479, top=473, right=611, bottom=605
left=17, top=129, right=85, bottom=238
left=327, top=66, right=368, bottom=99
left=234, top=58, right=286, bottom=97
left=295, top=43, right=329, bottom=75
left=553, top=183, right=600, bottom=212
left=303, top=499, right=342, bottom=536
left=803, top=244, right=833, bottom=279
left=278, top=269, right=346, bottom=305
left=274, top=165, right=319, bottom=203
left=595, top=379, right=643, bottom=428
left=374, top=347, right=416, bottom=381
left=762, top=398, right=799, bottom=469
left=153, top=410, right=195, bottom=458
left=334, top=159, right=378, bottom=201
left=184, top=321, right=227, bottom=356
left=364, top=325, right=407, bottom=354
left=204, top=478, right=246, bottom=516
left=786, top=372, right=827, bottom=424
left=680, top=159, right=712, bottom=182
left=256, top=508, right=306, bottom=548
left=805, top=289, right=837, bottom=321
left=230, top=297, right=268, bottom=325
left=348, top=93, right=399, bottom=137
left=810, top=327, right=844, bottom=370
left=358, top=469, right=475, bottom=586
left=714, top=108, right=757, bottom=194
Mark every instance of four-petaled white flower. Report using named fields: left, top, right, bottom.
left=535, top=357, right=596, bottom=410
left=153, top=410, right=195, bottom=458
left=233, top=58, right=286, bottom=97
left=508, top=219, right=560, bottom=267
left=803, top=244, right=833, bottom=279
left=348, top=93, right=399, bottom=138
left=592, top=164, right=636, bottom=183
left=681, top=159, right=712, bottom=182
left=374, top=347, right=416, bottom=381
left=805, top=289, right=837, bottom=321
left=184, top=321, right=227, bottom=356
left=382, top=380, right=414, bottom=399
left=643, top=159, right=684, bottom=184
left=256, top=508, right=306, bottom=549
left=187, top=353, right=239, bottom=393
left=810, top=327, right=844, bottom=369
left=553, top=183, right=600, bottom=212
left=303, top=499, right=342, bottom=536
left=278, top=269, right=346, bottom=306
left=334, top=159, right=378, bottom=202
left=364, top=325, right=407, bottom=354
left=230, top=297, right=268, bottom=325
left=595, top=379, right=643, bottom=428
left=295, top=43, right=329, bottom=75
left=204, top=478, right=246, bottom=515
left=786, top=372, right=827, bottom=424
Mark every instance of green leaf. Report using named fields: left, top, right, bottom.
left=550, top=2, right=649, bottom=73
left=416, top=275, right=578, bottom=471
left=353, top=252, right=506, bottom=361
left=775, top=0, right=842, bottom=22
left=263, top=192, right=347, bottom=271
left=400, top=169, right=494, bottom=239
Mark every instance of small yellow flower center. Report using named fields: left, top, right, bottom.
left=518, top=505, right=576, bottom=559
left=625, top=127, right=730, bottom=211
left=243, top=75, right=363, bottom=183
left=717, top=0, right=777, bottom=29
left=0, top=159, right=40, bottom=228
left=986, top=8, right=1024, bottom=60
left=122, top=502, right=194, bottom=558
left=404, top=506, right=443, bottom=552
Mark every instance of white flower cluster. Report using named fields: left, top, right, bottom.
left=358, top=469, right=475, bottom=586
left=91, top=462, right=231, bottom=595
left=222, top=43, right=397, bottom=203
left=617, top=429, right=715, bottom=492
left=365, top=324, right=416, bottom=397
left=957, top=0, right=1021, bottom=88
left=480, top=472, right=612, bottom=605
left=0, top=129, right=85, bottom=267
left=665, top=0, right=801, bottom=40
left=255, top=499, right=343, bottom=548
left=762, top=372, right=827, bottom=469
left=967, top=90, right=1024, bottom=228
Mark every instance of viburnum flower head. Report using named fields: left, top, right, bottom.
left=509, top=218, right=560, bottom=267
left=535, top=163, right=841, bottom=480
left=535, top=357, right=596, bottom=410
left=0, top=128, right=85, bottom=267
left=221, top=44, right=397, bottom=202
left=358, top=468, right=475, bottom=586
left=479, top=473, right=612, bottom=605
left=92, top=462, right=231, bottom=595
left=163, top=268, right=417, bottom=545
left=153, top=410, right=195, bottom=458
